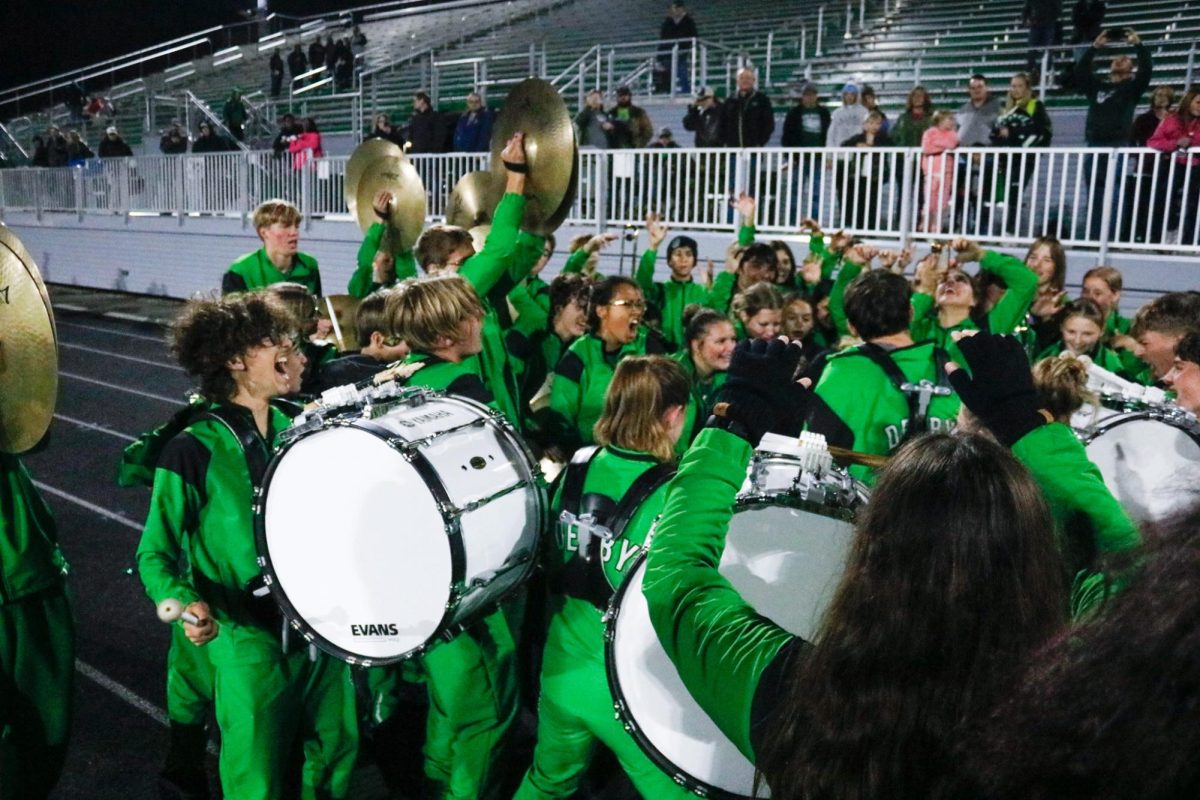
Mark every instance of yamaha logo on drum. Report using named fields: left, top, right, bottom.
left=397, top=409, right=453, bottom=427
left=350, top=623, right=401, bottom=638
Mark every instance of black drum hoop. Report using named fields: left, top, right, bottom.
left=603, top=490, right=865, bottom=799
left=1083, top=409, right=1200, bottom=447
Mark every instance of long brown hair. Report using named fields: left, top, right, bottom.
left=1178, top=84, right=1200, bottom=125
left=756, top=433, right=1065, bottom=800
left=593, top=356, right=690, bottom=462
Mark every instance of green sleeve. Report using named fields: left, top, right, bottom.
left=708, top=270, right=737, bottom=314
left=547, top=356, right=585, bottom=447
left=508, top=280, right=549, bottom=336
left=808, top=232, right=828, bottom=258
left=909, top=291, right=936, bottom=340
left=348, top=223, right=416, bottom=297
left=1012, top=424, right=1141, bottom=557
left=136, top=468, right=203, bottom=608
left=635, top=248, right=658, bottom=296
left=642, top=427, right=796, bottom=762
left=979, top=250, right=1038, bottom=335
left=737, top=224, right=755, bottom=247
left=828, top=259, right=864, bottom=339
left=515, top=230, right=547, bottom=283
left=562, top=248, right=589, bottom=275
left=459, top=192, right=526, bottom=297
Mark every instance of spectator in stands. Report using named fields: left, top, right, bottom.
left=1147, top=86, right=1200, bottom=244
left=1070, top=0, right=1106, bottom=64
left=608, top=86, right=654, bottom=148
left=657, top=1, right=698, bottom=94
left=649, top=127, right=680, bottom=148
left=272, top=113, right=303, bottom=156
left=288, top=118, right=324, bottom=169
left=892, top=86, right=936, bottom=147
left=991, top=73, right=1052, bottom=233
left=683, top=86, right=722, bottom=147
left=404, top=91, right=443, bottom=153
left=269, top=50, right=285, bottom=98
left=44, top=127, right=68, bottom=166
left=223, top=88, right=248, bottom=142
left=308, top=38, right=326, bottom=74
left=324, top=36, right=337, bottom=74
left=860, top=84, right=889, bottom=134
left=782, top=83, right=831, bottom=147
left=367, top=113, right=403, bottom=146
left=826, top=82, right=868, bottom=149
left=192, top=122, right=233, bottom=154
left=334, top=39, right=354, bottom=91
left=841, top=111, right=892, bottom=229
left=453, top=93, right=494, bottom=152
left=64, top=130, right=93, bottom=165
left=287, top=43, right=308, bottom=86
left=1077, top=27, right=1151, bottom=238
left=159, top=121, right=188, bottom=155
left=63, top=81, right=87, bottom=123
left=98, top=126, right=133, bottom=158
left=1131, top=85, right=1175, bottom=145
left=575, top=90, right=613, bottom=148
left=31, top=135, right=49, bottom=167
left=1022, top=0, right=1063, bottom=78
left=721, top=68, right=774, bottom=147
left=921, top=110, right=960, bottom=233
left=351, top=26, right=367, bottom=52
left=84, top=95, right=115, bottom=123
left=956, top=74, right=1002, bottom=145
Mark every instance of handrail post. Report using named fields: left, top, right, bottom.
left=800, top=25, right=807, bottom=62
left=177, top=156, right=186, bottom=225
left=845, top=3, right=853, bottom=39
left=607, top=49, right=615, bottom=95
left=898, top=149, right=916, bottom=244
left=816, top=6, right=825, bottom=56
left=595, top=152, right=608, bottom=234
left=670, top=43, right=680, bottom=97
left=301, top=158, right=312, bottom=231
left=765, top=33, right=773, bottom=87
left=1038, top=49, right=1050, bottom=101
left=690, top=37, right=698, bottom=95
left=1097, top=148, right=1118, bottom=261
left=529, top=43, right=537, bottom=76
left=860, top=0, right=866, bottom=32
left=74, top=164, right=84, bottom=222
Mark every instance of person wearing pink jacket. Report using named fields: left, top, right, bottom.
left=1147, top=86, right=1200, bottom=242
left=920, top=110, right=960, bottom=233
left=288, top=117, right=324, bottom=170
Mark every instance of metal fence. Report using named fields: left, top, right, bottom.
left=2, top=146, right=1198, bottom=257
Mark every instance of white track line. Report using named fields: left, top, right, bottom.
left=75, top=660, right=219, bottom=756
left=33, top=481, right=144, bottom=532
left=60, top=371, right=181, bottom=404
left=53, top=413, right=138, bottom=442
left=59, top=341, right=185, bottom=372
left=57, top=319, right=166, bottom=343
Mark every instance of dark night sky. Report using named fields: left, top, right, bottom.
left=0, top=1, right=396, bottom=91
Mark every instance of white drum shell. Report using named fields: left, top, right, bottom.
left=259, top=394, right=542, bottom=664
left=1083, top=412, right=1200, bottom=524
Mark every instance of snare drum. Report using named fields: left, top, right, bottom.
left=606, top=453, right=868, bottom=798
left=1082, top=410, right=1200, bottom=524
left=255, top=389, right=545, bottom=665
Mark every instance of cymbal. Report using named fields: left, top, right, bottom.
left=467, top=224, right=491, bottom=255
left=353, top=155, right=427, bottom=254
left=316, top=294, right=361, bottom=353
left=344, top=138, right=404, bottom=220
left=489, top=78, right=577, bottom=236
left=0, top=226, right=58, bottom=454
left=445, top=171, right=503, bottom=230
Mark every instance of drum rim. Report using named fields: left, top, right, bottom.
left=603, top=492, right=865, bottom=799
left=1082, top=409, right=1200, bottom=446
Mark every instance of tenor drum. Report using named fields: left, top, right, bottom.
left=606, top=452, right=868, bottom=798
left=1082, top=410, right=1200, bottom=524
left=256, top=389, right=545, bottom=665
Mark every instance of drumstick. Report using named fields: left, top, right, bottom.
left=712, top=403, right=889, bottom=469
left=156, top=598, right=202, bottom=626
left=324, top=296, right=345, bottom=351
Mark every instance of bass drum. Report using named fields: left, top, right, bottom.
left=256, top=389, right=545, bottom=665
left=1083, top=410, right=1200, bottom=524
left=606, top=452, right=868, bottom=798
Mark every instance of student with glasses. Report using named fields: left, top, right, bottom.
left=547, top=276, right=669, bottom=451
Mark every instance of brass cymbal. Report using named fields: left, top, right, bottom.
left=316, top=294, right=361, bottom=353
left=489, top=78, right=577, bottom=236
left=0, top=226, right=58, bottom=454
left=354, top=155, right=427, bottom=254
left=467, top=224, right=491, bottom=255
left=344, top=138, right=404, bottom=220
left=445, top=171, right=503, bottom=230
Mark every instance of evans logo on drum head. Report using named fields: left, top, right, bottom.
left=350, top=623, right=400, bottom=638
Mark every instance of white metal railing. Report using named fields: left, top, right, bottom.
left=3, top=146, right=1198, bottom=257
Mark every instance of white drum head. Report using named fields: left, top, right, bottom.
left=1085, top=414, right=1200, bottom=523
left=609, top=501, right=857, bottom=798
left=261, top=426, right=452, bottom=662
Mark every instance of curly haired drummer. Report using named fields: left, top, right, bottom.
left=135, top=293, right=358, bottom=799
left=1165, top=332, right=1200, bottom=413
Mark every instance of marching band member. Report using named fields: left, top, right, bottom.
left=1034, top=297, right=1131, bottom=377
left=514, top=356, right=694, bottom=799
left=1127, top=291, right=1200, bottom=384
left=1164, top=332, right=1200, bottom=413
left=635, top=214, right=710, bottom=352
left=673, top=306, right=736, bottom=451
left=730, top=281, right=784, bottom=341
left=223, top=200, right=322, bottom=296
left=346, top=190, right=419, bottom=299
left=313, top=289, right=409, bottom=392
left=136, top=294, right=358, bottom=800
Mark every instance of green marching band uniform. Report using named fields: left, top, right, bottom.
left=1034, top=340, right=1134, bottom=380
left=223, top=248, right=322, bottom=296
left=346, top=222, right=419, bottom=299
left=672, top=348, right=727, bottom=455
left=634, top=246, right=710, bottom=353
left=394, top=190, right=543, bottom=799
left=547, top=329, right=669, bottom=450
left=136, top=404, right=358, bottom=800
left=686, top=224, right=757, bottom=318
left=640, top=421, right=1141, bottom=770
left=513, top=445, right=693, bottom=799
left=0, top=453, right=75, bottom=800
left=909, top=250, right=1039, bottom=356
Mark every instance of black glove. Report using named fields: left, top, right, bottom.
left=947, top=333, right=1046, bottom=447
left=709, top=338, right=807, bottom=445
